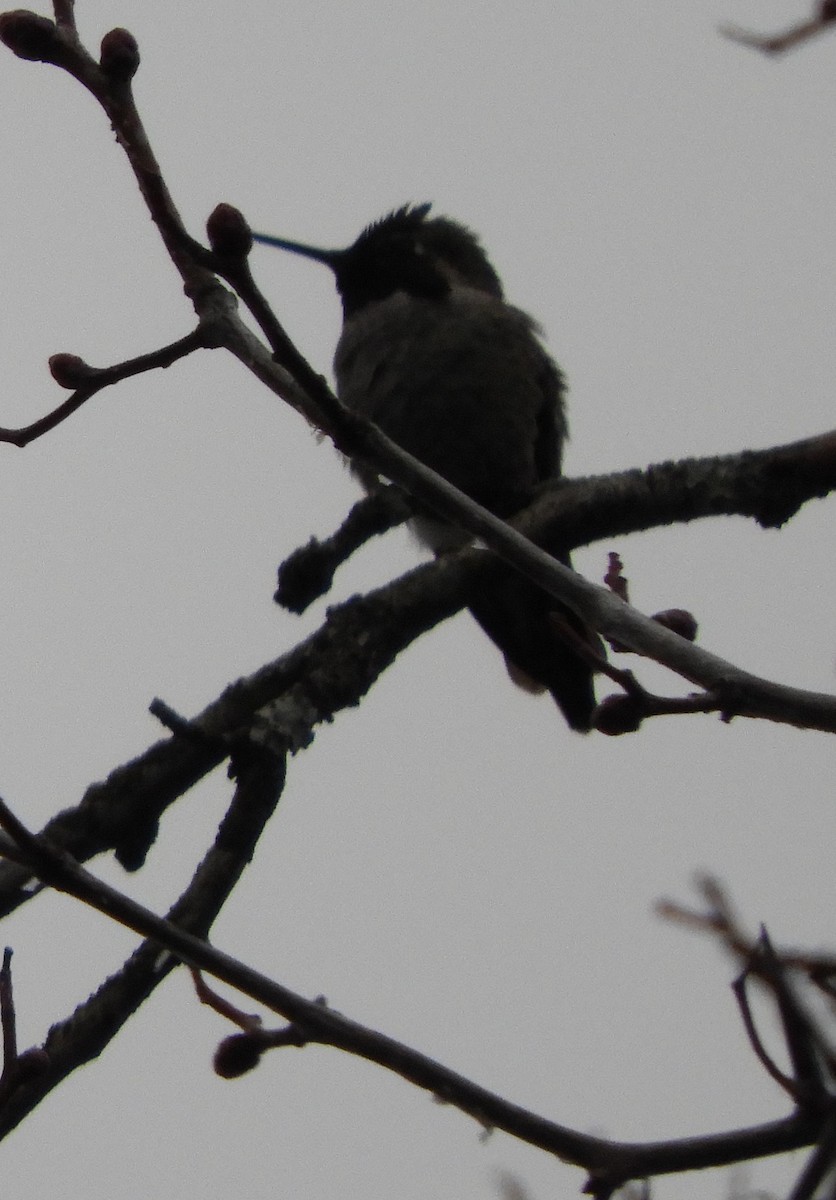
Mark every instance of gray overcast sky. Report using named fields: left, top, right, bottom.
left=1, top=3, right=835, bottom=1199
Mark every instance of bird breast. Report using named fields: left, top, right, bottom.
left=333, top=287, right=567, bottom=530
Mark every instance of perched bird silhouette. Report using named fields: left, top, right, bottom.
left=253, top=204, right=596, bottom=730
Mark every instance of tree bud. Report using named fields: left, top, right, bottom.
left=651, top=608, right=698, bottom=641
left=207, top=203, right=253, bottom=258
left=214, top=1032, right=264, bottom=1078
left=99, top=28, right=140, bottom=81
left=0, top=10, right=63, bottom=62
left=48, top=353, right=91, bottom=389
left=593, top=694, right=643, bottom=736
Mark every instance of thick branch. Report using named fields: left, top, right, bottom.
left=0, top=740, right=286, bottom=1136
left=0, top=555, right=466, bottom=910
left=3, top=14, right=836, bottom=722
left=1, top=9, right=835, bottom=1191
left=277, top=430, right=836, bottom=614
left=0, top=810, right=827, bottom=1188
left=1, top=438, right=836, bottom=919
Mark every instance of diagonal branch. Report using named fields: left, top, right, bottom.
left=755, top=930, right=830, bottom=1106
left=0, top=738, right=286, bottom=1137
left=720, top=3, right=836, bottom=55
left=0, top=553, right=470, bottom=910
left=1, top=457, right=836, bottom=923
left=3, top=13, right=836, bottom=727
left=0, top=801, right=828, bottom=1189
left=733, top=966, right=800, bottom=1099
left=0, top=328, right=210, bottom=446
left=274, top=429, right=836, bottom=615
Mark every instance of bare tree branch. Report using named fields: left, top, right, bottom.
left=786, top=1113, right=836, bottom=1200
left=0, top=329, right=210, bottom=446
left=660, top=881, right=836, bottom=1199
left=721, top=3, right=836, bottom=55
left=0, top=802, right=830, bottom=1192
left=1, top=428, right=836, bottom=917
left=275, top=488, right=412, bottom=613
left=3, top=12, right=836, bottom=1194
left=0, top=738, right=286, bottom=1136
left=2, top=11, right=836, bottom=743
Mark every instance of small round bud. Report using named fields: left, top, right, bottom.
left=651, top=608, right=698, bottom=642
left=604, top=551, right=629, bottom=602
left=820, top=2, right=836, bottom=23
left=214, top=1033, right=263, bottom=1079
left=206, top=204, right=253, bottom=258
left=48, top=353, right=92, bottom=389
left=99, top=28, right=140, bottom=81
left=0, top=10, right=62, bottom=62
left=593, top=694, right=643, bottom=736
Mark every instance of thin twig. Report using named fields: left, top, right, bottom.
left=732, top=966, right=800, bottom=1100
left=190, top=968, right=262, bottom=1031
left=148, top=698, right=229, bottom=752
left=663, top=885, right=836, bottom=1099
left=0, top=950, right=16, bottom=1072
left=721, top=8, right=836, bottom=55
left=205, top=250, right=332, bottom=404
left=0, top=947, right=50, bottom=1105
left=51, top=1, right=76, bottom=31
left=0, top=328, right=208, bottom=447
left=0, top=796, right=828, bottom=1184
left=756, top=930, right=830, bottom=1104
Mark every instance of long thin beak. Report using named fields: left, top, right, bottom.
left=251, top=231, right=341, bottom=269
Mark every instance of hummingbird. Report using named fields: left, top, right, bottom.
left=253, top=204, right=597, bottom=731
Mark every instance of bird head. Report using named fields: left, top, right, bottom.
left=252, top=204, right=504, bottom=317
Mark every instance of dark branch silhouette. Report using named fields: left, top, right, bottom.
left=721, top=2, right=836, bottom=55
left=0, top=802, right=832, bottom=1195
left=0, top=329, right=209, bottom=446
left=0, top=5, right=835, bottom=1198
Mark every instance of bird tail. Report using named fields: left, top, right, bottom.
left=468, top=558, right=598, bottom=732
